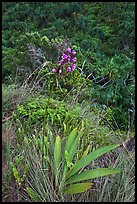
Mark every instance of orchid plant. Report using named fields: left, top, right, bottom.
left=41, top=126, right=120, bottom=195
left=52, top=47, right=77, bottom=77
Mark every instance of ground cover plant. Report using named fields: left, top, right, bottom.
left=2, top=2, right=135, bottom=202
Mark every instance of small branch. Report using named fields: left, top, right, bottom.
left=2, top=116, right=12, bottom=123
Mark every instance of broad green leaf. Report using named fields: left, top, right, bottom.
left=54, top=135, right=62, bottom=187
left=64, top=127, right=78, bottom=153
left=62, top=158, right=69, bottom=180
left=65, top=144, right=120, bottom=180
left=67, top=131, right=82, bottom=162
left=54, top=135, right=61, bottom=172
left=65, top=168, right=120, bottom=185
left=62, top=131, right=81, bottom=178
left=64, top=182, right=94, bottom=194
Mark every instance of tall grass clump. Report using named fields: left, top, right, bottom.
left=95, top=151, right=135, bottom=202
left=15, top=122, right=135, bottom=202
left=71, top=150, right=135, bottom=202
left=2, top=83, right=30, bottom=117
left=12, top=120, right=120, bottom=202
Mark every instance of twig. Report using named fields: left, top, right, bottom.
left=2, top=116, right=12, bottom=123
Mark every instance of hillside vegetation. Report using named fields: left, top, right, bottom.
left=2, top=2, right=135, bottom=202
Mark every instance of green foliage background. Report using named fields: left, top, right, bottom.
left=2, top=2, right=135, bottom=77
left=2, top=2, right=135, bottom=202
left=2, top=2, right=135, bottom=130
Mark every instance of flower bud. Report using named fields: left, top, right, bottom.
left=66, top=47, right=71, bottom=53
left=67, top=67, right=71, bottom=72
left=52, top=68, right=56, bottom=73
left=72, top=57, right=77, bottom=62
left=59, top=69, right=62, bottom=74
left=72, top=64, right=76, bottom=71
left=72, top=50, right=76, bottom=55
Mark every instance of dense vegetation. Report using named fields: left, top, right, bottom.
left=2, top=2, right=135, bottom=202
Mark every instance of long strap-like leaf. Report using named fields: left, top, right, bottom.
left=62, top=131, right=81, bottom=178
left=64, top=127, right=78, bottom=153
left=65, top=144, right=120, bottom=180
left=65, top=168, right=120, bottom=185
left=64, top=182, right=94, bottom=194
left=54, top=135, right=61, bottom=187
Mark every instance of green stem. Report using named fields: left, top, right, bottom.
left=42, top=129, right=45, bottom=169
left=42, top=103, right=48, bottom=169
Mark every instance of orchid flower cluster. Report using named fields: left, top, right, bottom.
left=52, top=47, right=77, bottom=76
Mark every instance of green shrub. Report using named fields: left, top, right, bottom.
left=14, top=97, right=83, bottom=136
